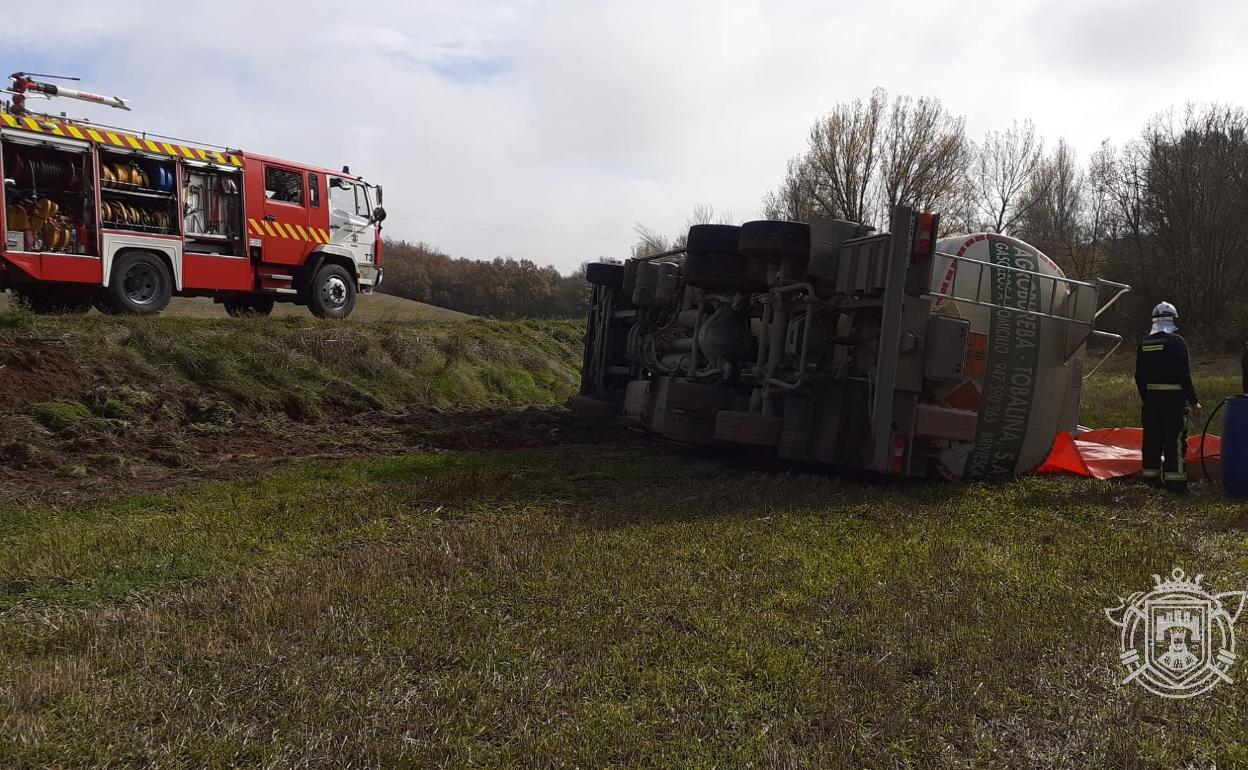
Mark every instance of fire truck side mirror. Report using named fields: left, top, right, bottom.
left=372, top=206, right=387, bottom=223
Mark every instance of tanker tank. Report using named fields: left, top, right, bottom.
left=575, top=206, right=1129, bottom=480
left=926, top=233, right=1107, bottom=479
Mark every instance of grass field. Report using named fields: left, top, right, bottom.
left=1079, top=343, right=1240, bottom=429
left=2, top=315, right=1246, bottom=767
left=2, top=447, right=1246, bottom=768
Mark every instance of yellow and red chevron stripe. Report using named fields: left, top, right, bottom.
left=0, top=113, right=243, bottom=167
left=248, top=218, right=332, bottom=244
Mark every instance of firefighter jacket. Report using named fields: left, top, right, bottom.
left=1134, top=331, right=1199, bottom=405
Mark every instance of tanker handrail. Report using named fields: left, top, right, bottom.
left=1083, top=331, right=1124, bottom=380
left=929, top=252, right=1130, bottom=329
left=932, top=249, right=1100, bottom=289
left=927, top=252, right=1096, bottom=328
left=1093, top=278, right=1131, bottom=320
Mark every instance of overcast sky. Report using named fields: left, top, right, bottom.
left=10, top=0, right=1247, bottom=272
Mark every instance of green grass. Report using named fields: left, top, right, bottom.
left=0, top=307, right=586, bottom=491
left=63, top=314, right=581, bottom=413
left=1, top=446, right=1246, bottom=768
left=3, top=315, right=1247, bottom=766
left=1080, top=349, right=1240, bottom=428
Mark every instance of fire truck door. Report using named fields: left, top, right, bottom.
left=259, top=163, right=312, bottom=265
left=328, top=176, right=377, bottom=265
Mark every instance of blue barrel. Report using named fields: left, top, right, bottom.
left=1222, top=396, right=1248, bottom=498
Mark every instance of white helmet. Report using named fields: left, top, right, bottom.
left=1152, top=301, right=1178, bottom=320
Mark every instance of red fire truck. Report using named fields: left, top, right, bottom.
left=0, top=73, right=385, bottom=318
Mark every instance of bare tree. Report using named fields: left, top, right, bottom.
left=1138, top=105, right=1248, bottom=328
left=630, top=223, right=670, bottom=259
left=802, top=88, right=886, bottom=223
left=878, top=94, right=969, bottom=218
left=972, top=120, right=1047, bottom=234
left=762, top=156, right=819, bottom=221
left=632, top=205, right=734, bottom=257
left=685, top=204, right=733, bottom=228
left=1093, top=105, right=1248, bottom=335
left=1018, top=140, right=1095, bottom=275
left=763, top=89, right=969, bottom=228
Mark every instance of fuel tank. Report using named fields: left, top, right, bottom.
left=927, top=233, right=1084, bottom=480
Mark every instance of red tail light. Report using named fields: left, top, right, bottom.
left=913, top=211, right=938, bottom=260
left=890, top=432, right=907, bottom=475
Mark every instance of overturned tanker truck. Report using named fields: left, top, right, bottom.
left=575, top=206, right=1130, bottom=480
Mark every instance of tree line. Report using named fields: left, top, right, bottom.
left=760, top=89, right=1248, bottom=347
left=379, top=240, right=590, bottom=319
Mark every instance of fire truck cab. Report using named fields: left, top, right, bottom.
left=0, top=101, right=385, bottom=319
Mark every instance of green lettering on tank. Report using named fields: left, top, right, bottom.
left=964, top=238, right=1043, bottom=479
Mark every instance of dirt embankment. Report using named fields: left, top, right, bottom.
left=0, top=313, right=621, bottom=504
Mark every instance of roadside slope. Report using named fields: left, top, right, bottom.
left=0, top=310, right=583, bottom=496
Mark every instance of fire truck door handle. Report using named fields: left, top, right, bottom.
left=263, top=214, right=277, bottom=221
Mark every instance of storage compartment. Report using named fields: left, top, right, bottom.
left=98, top=150, right=179, bottom=236
left=3, top=140, right=96, bottom=255
left=183, top=166, right=243, bottom=256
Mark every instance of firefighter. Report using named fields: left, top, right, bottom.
left=1135, top=302, right=1202, bottom=491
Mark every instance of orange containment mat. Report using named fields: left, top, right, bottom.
left=1036, top=428, right=1222, bottom=481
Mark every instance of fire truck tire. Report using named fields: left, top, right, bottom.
left=11, top=287, right=91, bottom=315
left=586, top=262, right=625, bottom=286
left=104, top=251, right=172, bottom=315
left=92, top=295, right=121, bottom=315
left=224, top=297, right=275, bottom=318
left=308, top=263, right=356, bottom=319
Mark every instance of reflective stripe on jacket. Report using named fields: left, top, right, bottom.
left=1135, top=331, right=1198, bottom=405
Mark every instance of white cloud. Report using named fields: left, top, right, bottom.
left=8, top=0, right=1248, bottom=271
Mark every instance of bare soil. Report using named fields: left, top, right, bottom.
left=0, top=406, right=636, bottom=508
left=0, top=336, right=89, bottom=410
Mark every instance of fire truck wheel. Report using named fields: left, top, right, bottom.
left=308, top=263, right=356, bottom=319
left=11, top=287, right=91, bottom=315
left=92, top=295, right=121, bottom=315
left=585, top=262, right=625, bottom=286
left=105, top=252, right=172, bottom=315
left=223, top=297, right=275, bottom=318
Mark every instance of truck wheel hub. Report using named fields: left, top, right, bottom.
left=123, top=263, right=160, bottom=304
left=321, top=275, right=348, bottom=307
